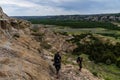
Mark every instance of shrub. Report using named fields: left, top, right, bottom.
left=13, top=33, right=20, bottom=38
left=31, top=26, right=39, bottom=32
left=40, top=41, right=52, bottom=49
left=58, top=31, right=68, bottom=36
left=104, top=77, right=111, bottom=80
left=106, top=59, right=111, bottom=65
left=31, top=33, right=44, bottom=42
left=116, top=58, right=120, bottom=68
left=31, top=33, right=44, bottom=36
left=92, top=71, right=98, bottom=77
left=102, top=52, right=116, bottom=64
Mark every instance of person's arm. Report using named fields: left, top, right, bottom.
left=76, top=57, right=79, bottom=63
left=54, top=54, right=56, bottom=63
left=60, top=55, right=61, bottom=62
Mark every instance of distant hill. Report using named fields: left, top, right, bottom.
left=13, top=13, right=120, bottom=22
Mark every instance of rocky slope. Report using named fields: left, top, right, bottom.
left=0, top=7, right=102, bottom=80
left=0, top=7, right=9, bottom=19
left=0, top=7, right=53, bottom=80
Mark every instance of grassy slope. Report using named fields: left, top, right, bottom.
left=48, top=25, right=120, bottom=41
left=80, top=54, right=120, bottom=80
left=62, top=53, right=120, bottom=80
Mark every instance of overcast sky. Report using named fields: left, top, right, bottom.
left=0, top=0, right=120, bottom=16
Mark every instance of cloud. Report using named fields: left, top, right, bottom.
left=0, top=0, right=80, bottom=16
left=0, top=0, right=120, bottom=16
left=0, top=0, right=40, bottom=8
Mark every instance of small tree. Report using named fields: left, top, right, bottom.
left=102, top=52, right=116, bottom=64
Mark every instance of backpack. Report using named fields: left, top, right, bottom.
left=54, top=53, right=61, bottom=65
left=77, top=57, right=80, bottom=63
left=77, top=57, right=82, bottom=63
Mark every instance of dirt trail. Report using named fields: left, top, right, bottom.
left=43, top=52, right=102, bottom=80
left=52, top=64, right=101, bottom=80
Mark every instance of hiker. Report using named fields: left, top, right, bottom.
left=53, top=52, right=61, bottom=78
left=76, top=56, right=83, bottom=71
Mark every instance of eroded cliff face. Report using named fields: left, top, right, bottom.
left=0, top=7, right=53, bottom=80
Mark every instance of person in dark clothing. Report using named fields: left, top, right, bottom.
left=77, top=56, right=83, bottom=71
left=53, top=52, right=61, bottom=78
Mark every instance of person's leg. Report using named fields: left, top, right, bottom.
left=57, top=66, right=60, bottom=74
left=55, top=65, right=59, bottom=74
left=80, top=64, right=82, bottom=71
left=56, top=65, right=61, bottom=78
left=78, top=64, right=81, bottom=71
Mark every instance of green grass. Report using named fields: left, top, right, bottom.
left=32, top=23, right=120, bottom=41
left=62, top=53, right=77, bottom=65
left=47, top=25, right=120, bottom=41
left=61, top=53, right=120, bottom=80
left=80, top=54, right=120, bottom=80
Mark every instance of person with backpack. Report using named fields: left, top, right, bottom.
left=53, top=52, right=61, bottom=78
left=76, top=56, right=83, bottom=71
